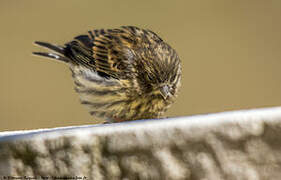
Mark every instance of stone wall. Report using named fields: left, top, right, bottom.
left=1, top=107, right=281, bottom=180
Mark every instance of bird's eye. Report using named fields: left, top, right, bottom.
left=170, top=74, right=176, bottom=83
left=146, top=74, right=153, bottom=81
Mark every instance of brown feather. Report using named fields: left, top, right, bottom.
left=33, top=26, right=181, bottom=122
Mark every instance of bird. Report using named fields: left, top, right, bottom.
left=33, top=26, right=181, bottom=123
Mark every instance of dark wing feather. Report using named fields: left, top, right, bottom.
left=64, top=28, right=136, bottom=79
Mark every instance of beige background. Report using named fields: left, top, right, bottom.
left=1, top=1, right=280, bottom=131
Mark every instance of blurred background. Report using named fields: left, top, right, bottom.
left=1, top=1, right=280, bottom=131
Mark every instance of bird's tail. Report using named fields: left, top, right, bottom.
left=32, top=41, right=70, bottom=63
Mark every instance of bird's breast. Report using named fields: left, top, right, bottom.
left=71, top=66, right=172, bottom=122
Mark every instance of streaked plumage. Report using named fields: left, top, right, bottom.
left=33, top=26, right=181, bottom=123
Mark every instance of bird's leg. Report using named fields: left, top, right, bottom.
left=113, top=115, right=126, bottom=123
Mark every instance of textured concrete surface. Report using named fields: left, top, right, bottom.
left=1, top=107, right=281, bottom=180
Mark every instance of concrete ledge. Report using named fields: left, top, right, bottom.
left=1, top=107, right=281, bottom=179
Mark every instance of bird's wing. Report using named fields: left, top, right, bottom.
left=65, top=27, right=138, bottom=79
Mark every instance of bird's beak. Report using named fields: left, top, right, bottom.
left=159, top=85, right=171, bottom=100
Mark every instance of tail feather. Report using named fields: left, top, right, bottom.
left=32, top=52, right=69, bottom=62
left=33, top=41, right=69, bottom=63
left=34, top=41, right=65, bottom=54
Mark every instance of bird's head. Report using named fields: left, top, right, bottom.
left=134, top=43, right=181, bottom=101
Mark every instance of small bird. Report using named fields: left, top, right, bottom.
left=33, top=26, right=181, bottom=123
